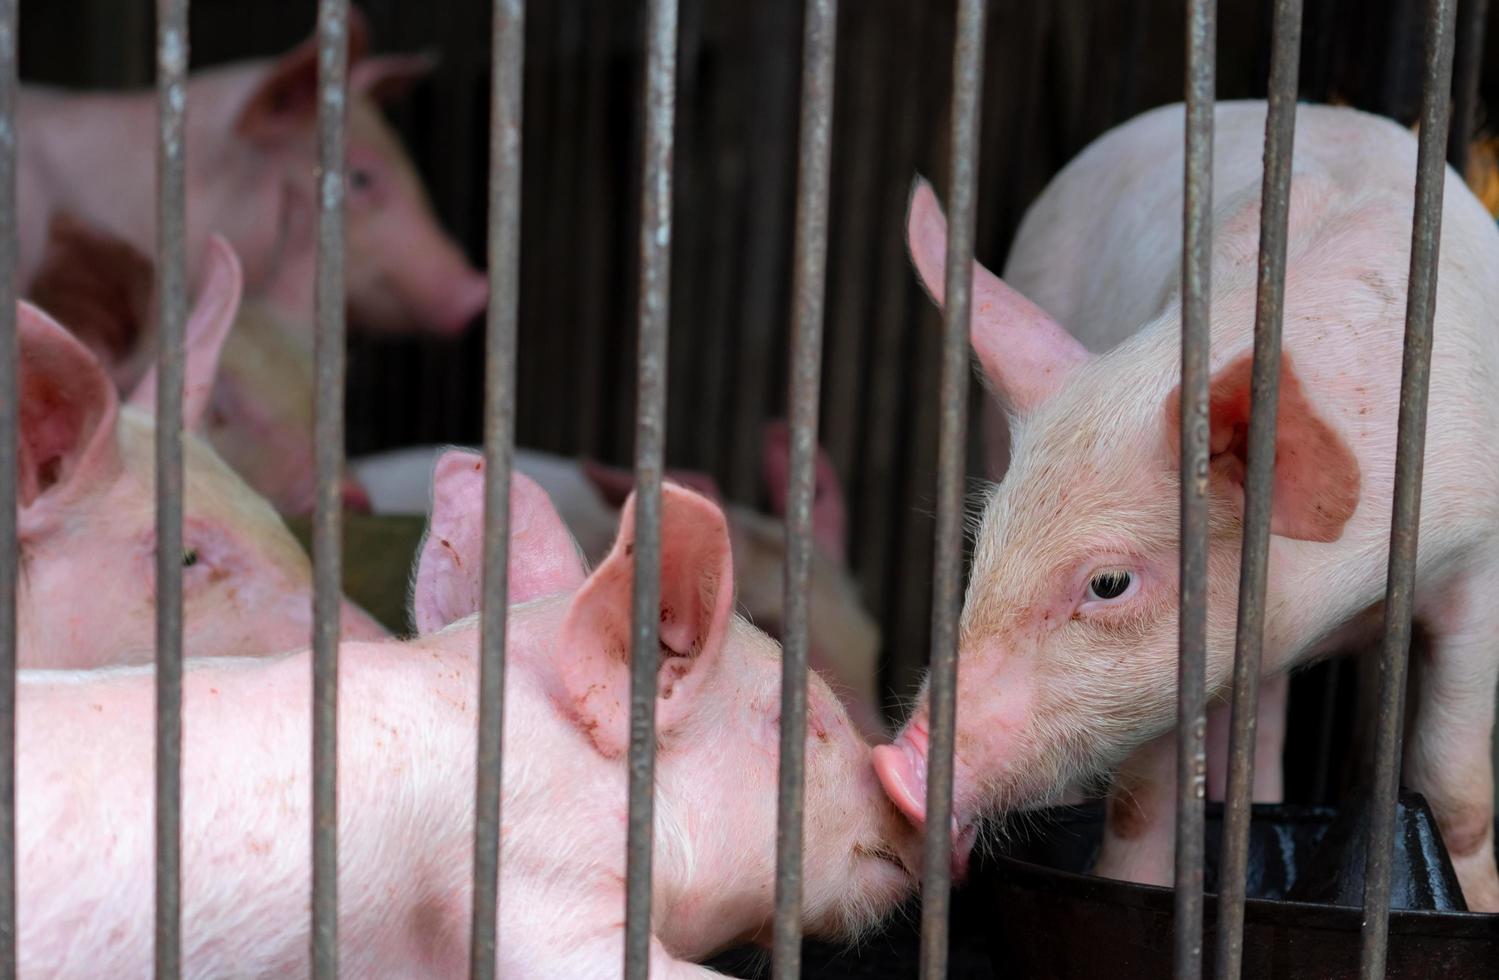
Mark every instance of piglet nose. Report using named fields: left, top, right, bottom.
left=873, top=737, right=929, bottom=827
left=435, top=272, right=489, bottom=335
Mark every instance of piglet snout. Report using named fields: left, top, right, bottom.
left=872, top=720, right=976, bottom=882
left=431, top=270, right=489, bottom=335
left=873, top=721, right=930, bottom=825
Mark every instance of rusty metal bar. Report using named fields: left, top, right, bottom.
left=921, top=1, right=987, bottom=977
left=1447, top=0, right=1487, bottom=170
left=0, top=0, right=16, bottom=973
left=1177, top=2, right=1216, bottom=978
left=153, top=1, right=189, bottom=975
left=1214, top=3, right=1301, bottom=978
left=772, top=0, right=838, bottom=975
left=624, top=0, right=677, bottom=975
left=311, top=1, right=350, bottom=977
left=1361, top=0, right=1458, bottom=976
left=469, top=1, right=524, bottom=976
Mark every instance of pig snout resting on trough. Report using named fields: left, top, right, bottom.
left=15, top=237, right=386, bottom=669
left=14, top=461, right=918, bottom=976
left=15, top=5, right=485, bottom=361
left=351, top=428, right=887, bottom=738
left=873, top=101, right=1499, bottom=911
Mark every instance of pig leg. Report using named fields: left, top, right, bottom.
left=1405, top=585, right=1499, bottom=912
left=1205, top=673, right=1289, bottom=803
left=1092, top=732, right=1177, bottom=887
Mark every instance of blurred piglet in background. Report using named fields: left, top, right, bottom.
left=14, top=461, right=917, bottom=976
left=28, top=213, right=371, bottom=516
left=15, top=4, right=485, bottom=374
left=351, top=425, right=887, bottom=737
left=15, top=237, right=386, bottom=670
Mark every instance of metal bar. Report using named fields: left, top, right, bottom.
left=1448, top=0, right=1488, bottom=170
left=921, top=2, right=987, bottom=977
left=311, top=1, right=349, bottom=977
left=0, top=0, right=16, bottom=973
left=1214, top=3, right=1302, bottom=978
left=469, top=0, right=524, bottom=976
left=1177, top=2, right=1216, bottom=978
left=772, top=1, right=838, bottom=975
left=1361, top=0, right=1458, bottom=975
left=624, top=0, right=677, bottom=975
left=153, top=1, right=189, bottom=975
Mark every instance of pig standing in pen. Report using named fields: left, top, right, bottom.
left=15, top=461, right=917, bottom=977
left=14, top=238, right=385, bottom=667
left=873, top=101, right=1499, bottom=910
left=15, top=6, right=485, bottom=379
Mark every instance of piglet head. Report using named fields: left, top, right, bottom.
left=549, top=482, right=915, bottom=956
left=15, top=242, right=386, bottom=669
left=876, top=180, right=1362, bottom=877
left=234, top=7, right=487, bottom=336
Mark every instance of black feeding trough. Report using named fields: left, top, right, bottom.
left=710, top=790, right=1499, bottom=978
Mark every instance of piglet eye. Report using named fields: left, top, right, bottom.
left=182, top=549, right=199, bottom=569
left=349, top=168, right=373, bottom=191
left=1087, top=570, right=1132, bottom=601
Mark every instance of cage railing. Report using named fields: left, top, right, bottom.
left=0, top=0, right=1482, bottom=977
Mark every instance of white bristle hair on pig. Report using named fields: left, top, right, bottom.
left=873, top=100, right=1499, bottom=911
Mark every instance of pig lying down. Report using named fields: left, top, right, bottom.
left=352, top=428, right=887, bottom=737
left=15, top=5, right=485, bottom=357
left=15, top=238, right=384, bottom=668
left=16, top=462, right=916, bottom=976
left=875, top=101, right=1499, bottom=910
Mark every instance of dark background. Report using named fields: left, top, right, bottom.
left=16, top=0, right=1494, bottom=807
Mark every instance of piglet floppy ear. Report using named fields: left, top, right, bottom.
left=15, top=302, right=123, bottom=536
left=235, top=7, right=372, bottom=142
left=553, top=483, right=736, bottom=758
left=1163, top=351, right=1361, bottom=542
left=128, top=236, right=242, bottom=432
left=906, top=176, right=1089, bottom=412
left=761, top=418, right=848, bottom=564
left=412, top=450, right=587, bottom=635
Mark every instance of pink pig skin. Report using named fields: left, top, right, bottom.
left=352, top=433, right=888, bottom=739
left=15, top=240, right=385, bottom=669
left=15, top=7, right=486, bottom=362
left=876, top=101, right=1499, bottom=911
left=15, top=463, right=917, bottom=977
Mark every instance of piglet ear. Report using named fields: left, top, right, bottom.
left=15, top=302, right=123, bottom=535
left=128, top=236, right=242, bottom=432
left=552, top=483, right=736, bottom=758
left=1163, top=351, right=1361, bottom=542
left=25, top=212, right=156, bottom=379
left=350, top=52, right=438, bottom=104
left=761, top=418, right=848, bottom=563
left=906, top=176, right=1089, bottom=412
left=582, top=459, right=723, bottom=509
left=235, top=8, right=372, bottom=143
left=411, top=450, right=586, bottom=635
